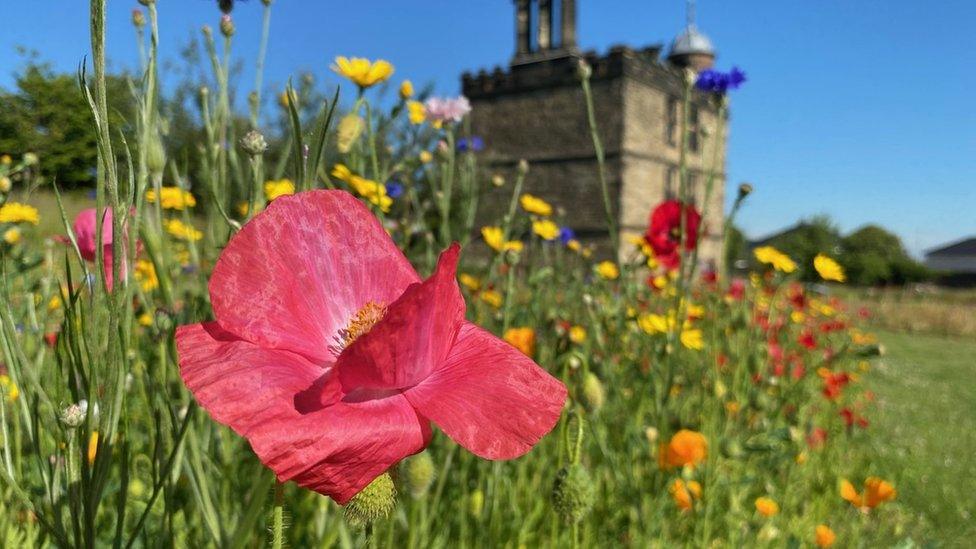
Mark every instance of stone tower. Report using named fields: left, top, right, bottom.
left=462, top=0, right=727, bottom=268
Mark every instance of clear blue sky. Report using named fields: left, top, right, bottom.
left=2, top=1, right=974, bottom=256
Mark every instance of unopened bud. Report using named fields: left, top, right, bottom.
left=576, top=59, right=592, bottom=81
left=517, top=158, right=530, bottom=176
left=219, top=15, right=235, bottom=37
left=684, top=68, right=697, bottom=85
left=491, top=174, right=505, bottom=187
left=401, top=452, right=435, bottom=499
left=344, top=472, right=396, bottom=529
left=551, top=464, right=595, bottom=524
left=132, top=9, right=145, bottom=27
left=60, top=404, right=85, bottom=428
left=644, top=426, right=659, bottom=445
left=137, top=0, right=154, bottom=5
left=504, top=247, right=521, bottom=266
left=261, top=0, right=273, bottom=5
left=22, top=152, right=38, bottom=166
left=201, top=25, right=213, bottom=39
left=146, top=136, right=166, bottom=176
left=581, top=372, right=605, bottom=412
left=248, top=91, right=259, bottom=112
left=0, top=177, right=11, bottom=193
left=240, top=130, right=268, bottom=156
left=468, top=489, right=484, bottom=518
left=737, top=182, right=753, bottom=198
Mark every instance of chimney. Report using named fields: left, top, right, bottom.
left=538, top=0, right=553, bottom=50
left=515, top=0, right=531, bottom=57
left=561, top=0, right=577, bottom=49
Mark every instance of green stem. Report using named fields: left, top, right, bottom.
left=579, top=71, right=619, bottom=255
left=271, top=482, right=285, bottom=549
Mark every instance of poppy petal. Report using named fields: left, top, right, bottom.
left=176, top=322, right=430, bottom=504
left=336, top=243, right=465, bottom=392
left=404, top=322, right=566, bottom=459
left=208, top=190, right=419, bottom=363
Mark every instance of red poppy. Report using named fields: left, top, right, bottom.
left=807, top=427, right=828, bottom=449
left=840, top=408, right=869, bottom=428
left=798, top=330, right=817, bottom=350
left=726, top=278, right=746, bottom=301
left=643, top=200, right=701, bottom=270
left=821, top=371, right=851, bottom=400
left=175, top=191, right=566, bottom=504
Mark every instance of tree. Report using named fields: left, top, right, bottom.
left=0, top=59, right=132, bottom=188
left=762, top=216, right=843, bottom=281
left=840, top=225, right=929, bottom=285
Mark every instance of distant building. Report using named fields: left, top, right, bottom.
left=925, top=237, right=976, bottom=273
left=462, top=0, right=727, bottom=266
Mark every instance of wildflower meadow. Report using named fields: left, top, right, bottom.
left=0, top=1, right=948, bottom=547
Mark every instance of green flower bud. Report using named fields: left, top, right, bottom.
left=219, top=14, right=235, bottom=37
left=468, top=489, right=484, bottom=518
left=581, top=372, right=605, bottom=412
left=551, top=464, right=594, bottom=524
left=737, top=182, right=753, bottom=198
left=146, top=136, right=166, bottom=176
left=516, top=158, right=530, bottom=176
left=60, top=404, right=85, bottom=428
left=401, top=452, right=435, bottom=499
left=343, top=473, right=396, bottom=530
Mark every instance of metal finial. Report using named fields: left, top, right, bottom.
left=686, top=0, right=697, bottom=28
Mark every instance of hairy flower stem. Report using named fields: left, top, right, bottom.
left=250, top=1, right=273, bottom=127
left=579, top=70, right=619, bottom=256
left=270, top=482, right=285, bottom=549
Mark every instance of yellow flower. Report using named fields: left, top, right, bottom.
left=48, top=296, right=62, bottom=312
left=87, top=431, right=99, bottom=465
left=0, top=176, right=10, bottom=193
left=503, top=327, right=536, bottom=357
left=0, top=154, right=10, bottom=165
left=637, top=313, right=669, bottom=335
left=138, top=312, right=154, bottom=327
left=685, top=303, right=705, bottom=320
left=331, top=164, right=391, bottom=212
left=419, top=150, right=433, bottom=164
left=458, top=273, right=481, bottom=292
left=850, top=329, right=876, bottom=345
left=569, top=325, right=587, bottom=344
left=566, top=239, right=581, bottom=252
left=480, top=226, right=521, bottom=253
left=814, top=525, right=836, bottom=547
left=146, top=187, right=196, bottom=210
left=336, top=114, right=366, bottom=153
left=407, top=101, right=426, bottom=125
left=3, top=228, right=21, bottom=244
left=754, top=497, right=779, bottom=517
left=520, top=193, right=552, bottom=216
left=531, top=219, right=560, bottom=241
left=264, top=179, right=296, bottom=201
left=790, top=310, right=805, bottom=324
left=669, top=479, right=702, bottom=512
left=399, top=80, right=414, bottom=100
left=164, top=219, right=203, bottom=242
left=331, top=56, right=394, bottom=89
left=840, top=477, right=896, bottom=509
left=0, top=374, right=19, bottom=402
left=595, top=261, right=619, bottom=280
left=278, top=88, right=298, bottom=109
left=650, top=274, right=668, bottom=290
left=680, top=329, right=704, bottom=350
left=0, top=202, right=40, bottom=225
left=660, top=429, right=707, bottom=469
left=134, top=260, right=159, bottom=292
left=754, top=246, right=796, bottom=273
left=479, top=290, right=503, bottom=309
left=814, top=253, right=846, bottom=282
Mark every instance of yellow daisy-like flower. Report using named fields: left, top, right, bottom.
left=754, top=497, right=779, bottom=517
left=815, top=525, right=836, bottom=547
left=146, top=187, right=196, bottom=210
left=264, top=178, right=296, bottom=201
left=331, top=56, right=394, bottom=89
left=138, top=312, right=154, bottom=327
left=637, top=313, right=670, bottom=335
left=670, top=478, right=702, bottom=511
left=458, top=273, right=482, bottom=292
left=569, top=325, right=587, bottom=344
left=531, top=219, right=560, bottom=241
left=399, top=80, right=414, bottom=100
left=331, top=164, right=392, bottom=212
left=419, top=150, right=433, bottom=164
left=595, top=260, right=619, bottom=280
left=520, top=193, right=552, bottom=216
left=680, top=329, right=704, bottom=350
left=164, top=219, right=203, bottom=242
left=479, top=289, right=503, bottom=309
left=134, top=259, right=159, bottom=292
left=503, top=327, right=536, bottom=358
left=814, top=253, right=846, bottom=282
left=840, top=477, right=896, bottom=510
left=278, top=89, right=298, bottom=109
left=0, top=154, right=10, bottom=165
left=754, top=246, right=797, bottom=273
left=0, top=202, right=40, bottom=225
left=566, top=239, right=581, bottom=252
left=480, top=226, right=522, bottom=253
left=407, top=101, right=426, bottom=125
left=3, top=228, right=21, bottom=244
left=0, top=374, right=19, bottom=402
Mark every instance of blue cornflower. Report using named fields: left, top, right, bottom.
left=456, top=136, right=485, bottom=153
left=385, top=181, right=405, bottom=199
left=695, top=66, right=746, bottom=94
left=558, top=226, right=576, bottom=245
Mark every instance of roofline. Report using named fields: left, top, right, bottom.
left=923, top=235, right=976, bottom=256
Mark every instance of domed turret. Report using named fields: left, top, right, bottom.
left=667, top=1, right=716, bottom=71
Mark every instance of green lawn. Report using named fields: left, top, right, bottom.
left=868, top=329, right=976, bottom=547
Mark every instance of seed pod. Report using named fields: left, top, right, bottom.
left=240, top=130, right=268, bottom=156
left=551, top=463, right=595, bottom=524
left=581, top=372, right=605, bottom=412
left=343, top=473, right=396, bottom=530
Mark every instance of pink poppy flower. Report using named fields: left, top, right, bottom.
left=176, top=190, right=566, bottom=504
left=70, top=207, right=121, bottom=289
left=423, top=96, right=471, bottom=123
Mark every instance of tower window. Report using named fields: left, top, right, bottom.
left=665, top=166, right=677, bottom=199
left=666, top=97, right=679, bottom=146
left=688, top=104, right=700, bottom=152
